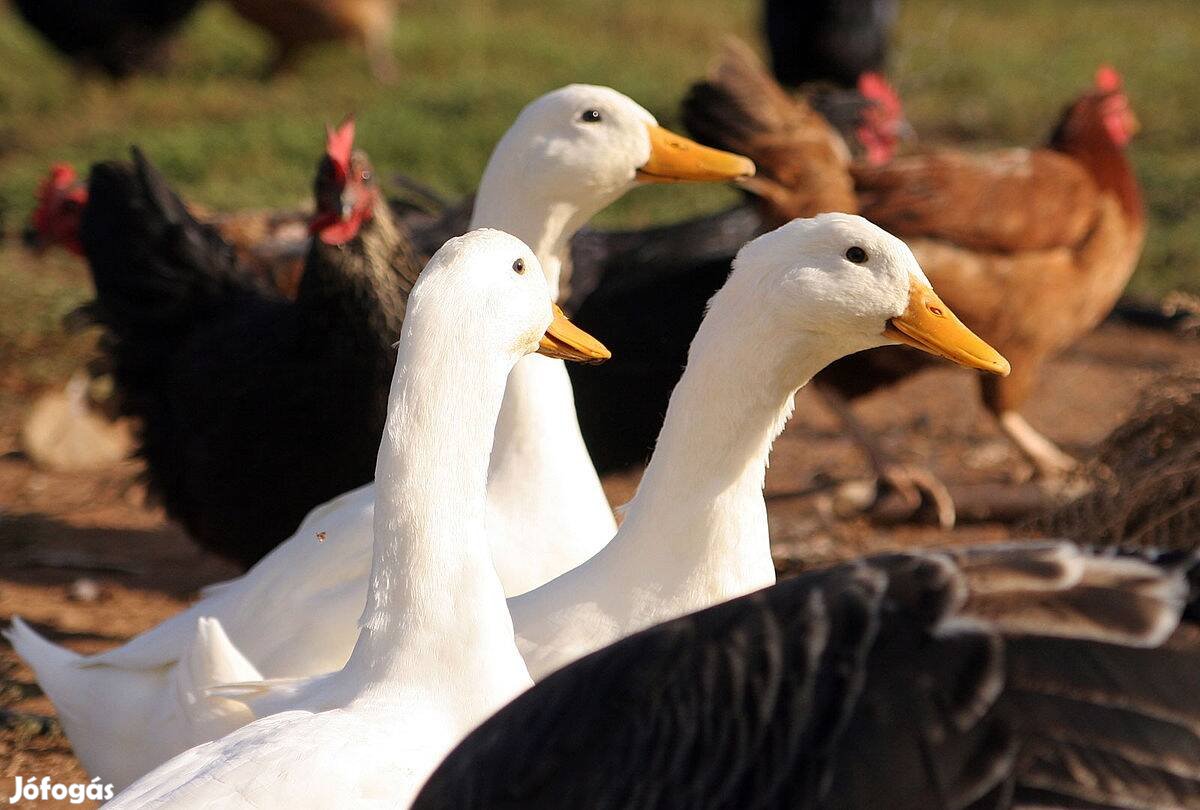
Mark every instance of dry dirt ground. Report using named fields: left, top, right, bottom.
left=0, top=320, right=1194, bottom=808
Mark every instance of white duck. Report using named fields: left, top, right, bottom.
left=507, top=212, right=1010, bottom=678
left=475, top=84, right=753, bottom=591
left=105, top=229, right=609, bottom=808
left=6, top=84, right=752, bottom=785
left=213, top=211, right=1008, bottom=728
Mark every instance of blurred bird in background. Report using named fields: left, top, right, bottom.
left=10, top=0, right=203, bottom=78
left=225, top=0, right=400, bottom=81
left=11, top=0, right=400, bottom=81
left=765, top=0, right=897, bottom=88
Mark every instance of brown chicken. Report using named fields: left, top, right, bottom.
left=226, top=0, right=399, bottom=81
left=684, top=40, right=858, bottom=219
left=685, top=47, right=1144, bottom=524
left=850, top=66, right=1144, bottom=474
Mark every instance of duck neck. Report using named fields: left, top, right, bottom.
left=471, top=146, right=627, bottom=300
left=470, top=196, right=585, bottom=303
left=344, top=324, right=527, bottom=699
left=468, top=154, right=623, bottom=565
left=612, top=287, right=859, bottom=595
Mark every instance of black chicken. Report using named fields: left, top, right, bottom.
left=12, top=0, right=202, bottom=78
left=81, top=121, right=420, bottom=567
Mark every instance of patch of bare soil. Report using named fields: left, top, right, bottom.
left=0, top=321, right=1194, bottom=807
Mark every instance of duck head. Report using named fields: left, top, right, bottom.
left=730, top=213, right=1010, bottom=375
left=483, top=84, right=754, bottom=200
left=410, top=229, right=611, bottom=366
left=473, top=85, right=754, bottom=293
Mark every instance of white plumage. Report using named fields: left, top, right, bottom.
left=6, top=84, right=752, bottom=786
left=108, top=229, right=568, bottom=808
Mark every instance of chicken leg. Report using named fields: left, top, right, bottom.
left=997, top=411, right=1078, bottom=477
left=982, top=369, right=1077, bottom=478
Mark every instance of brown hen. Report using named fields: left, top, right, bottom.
left=685, top=46, right=1144, bottom=522
left=848, top=65, right=1144, bottom=476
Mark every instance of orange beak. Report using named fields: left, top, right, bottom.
left=883, top=276, right=1010, bottom=376
left=636, top=124, right=756, bottom=183
left=537, top=305, right=611, bottom=364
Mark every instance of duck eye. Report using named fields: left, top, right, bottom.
left=845, top=246, right=868, bottom=263
left=580, top=109, right=602, bottom=123
left=512, top=258, right=526, bottom=274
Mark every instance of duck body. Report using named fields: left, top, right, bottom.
left=108, top=229, right=556, bottom=808
left=109, top=707, right=441, bottom=809
left=7, top=135, right=418, bottom=786
left=78, top=484, right=377, bottom=679
left=5, top=615, right=260, bottom=790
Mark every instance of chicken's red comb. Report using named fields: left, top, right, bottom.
left=30, top=162, right=86, bottom=253
left=1095, top=65, right=1122, bottom=93
left=42, top=163, right=78, bottom=194
left=857, top=72, right=902, bottom=113
left=325, top=117, right=356, bottom=171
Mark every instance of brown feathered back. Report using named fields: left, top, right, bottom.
left=682, top=39, right=858, bottom=220
left=852, top=149, right=1098, bottom=252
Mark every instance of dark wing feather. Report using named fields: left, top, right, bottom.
left=415, top=557, right=1010, bottom=810
left=414, top=545, right=1200, bottom=810
left=81, top=147, right=272, bottom=344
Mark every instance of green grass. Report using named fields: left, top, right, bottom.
left=0, top=0, right=1197, bottom=389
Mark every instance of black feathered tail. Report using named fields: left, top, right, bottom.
left=80, top=147, right=273, bottom=363
left=78, top=145, right=281, bottom=461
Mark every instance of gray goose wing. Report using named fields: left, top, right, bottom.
left=413, top=543, right=1200, bottom=810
